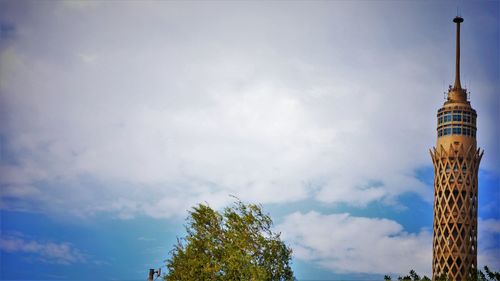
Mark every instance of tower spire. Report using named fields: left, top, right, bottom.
left=453, top=16, right=464, bottom=90
left=448, top=16, right=467, bottom=102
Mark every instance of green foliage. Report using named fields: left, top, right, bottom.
left=396, top=269, right=429, bottom=281
left=467, top=266, right=500, bottom=281
left=388, top=267, right=499, bottom=281
left=434, top=273, right=449, bottom=281
left=409, top=269, right=420, bottom=280
left=484, top=266, right=500, bottom=281
left=164, top=200, right=294, bottom=281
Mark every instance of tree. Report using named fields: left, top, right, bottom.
left=388, top=267, right=499, bottom=281
left=164, top=200, right=294, bottom=281
left=396, top=269, right=429, bottom=281
left=409, top=269, right=421, bottom=281
left=484, top=266, right=500, bottom=281
left=467, top=266, right=500, bottom=281
left=434, top=273, right=449, bottom=281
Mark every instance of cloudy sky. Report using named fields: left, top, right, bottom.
left=0, top=1, right=498, bottom=280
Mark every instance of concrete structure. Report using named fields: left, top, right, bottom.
left=430, top=16, right=483, bottom=281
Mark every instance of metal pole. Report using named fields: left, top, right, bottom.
left=453, top=16, right=464, bottom=89
left=148, top=269, right=154, bottom=281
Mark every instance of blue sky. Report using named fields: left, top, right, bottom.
left=0, top=1, right=498, bottom=280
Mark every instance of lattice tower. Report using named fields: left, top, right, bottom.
left=430, top=16, right=483, bottom=281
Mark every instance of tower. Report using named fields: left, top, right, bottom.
left=430, top=16, right=483, bottom=281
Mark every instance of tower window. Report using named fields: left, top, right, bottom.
left=437, top=124, right=476, bottom=137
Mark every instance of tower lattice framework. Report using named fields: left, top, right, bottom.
left=431, top=143, right=482, bottom=280
left=430, top=16, right=483, bottom=281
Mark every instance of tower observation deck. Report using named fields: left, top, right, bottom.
left=430, top=16, right=483, bottom=281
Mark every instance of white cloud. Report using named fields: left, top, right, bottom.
left=478, top=218, right=500, bottom=269
left=277, top=211, right=433, bottom=276
left=278, top=213, right=500, bottom=276
left=0, top=235, right=86, bottom=265
left=0, top=1, right=497, bottom=219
